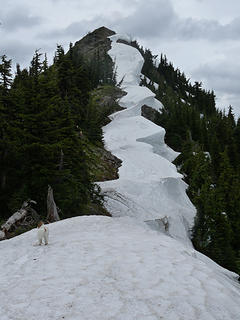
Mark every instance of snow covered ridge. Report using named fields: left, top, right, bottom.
left=98, top=34, right=196, bottom=246
left=1, top=32, right=240, bottom=320
left=1, top=217, right=240, bottom=320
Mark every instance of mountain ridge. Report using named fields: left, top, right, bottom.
left=1, top=27, right=240, bottom=320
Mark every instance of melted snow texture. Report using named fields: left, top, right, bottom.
left=98, top=35, right=195, bottom=246
left=0, top=217, right=239, bottom=320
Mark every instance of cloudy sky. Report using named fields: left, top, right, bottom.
left=1, top=0, right=240, bottom=116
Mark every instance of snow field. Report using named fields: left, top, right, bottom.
left=0, top=217, right=239, bottom=320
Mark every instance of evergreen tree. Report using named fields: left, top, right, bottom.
left=0, top=46, right=106, bottom=218
left=0, top=55, right=14, bottom=216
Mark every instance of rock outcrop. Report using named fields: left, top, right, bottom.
left=72, top=26, right=115, bottom=63
left=141, top=104, right=159, bottom=123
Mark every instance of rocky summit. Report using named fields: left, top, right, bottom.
left=72, top=26, right=115, bottom=62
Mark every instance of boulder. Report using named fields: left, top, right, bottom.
left=141, top=104, right=159, bottom=123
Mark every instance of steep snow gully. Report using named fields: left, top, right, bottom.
left=1, top=33, right=240, bottom=320
left=99, top=34, right=195, bottom=246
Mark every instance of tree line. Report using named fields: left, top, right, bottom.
left=0, top=43, right=115, bottom=220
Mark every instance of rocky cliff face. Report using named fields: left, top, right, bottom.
left=72, top=26, right=115, bottom=63
left=71, top=26, right=116, bottom=87
left=71, top=27, right=124, bottom=183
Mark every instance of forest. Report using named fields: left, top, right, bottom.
left=0, top=43, right=115, bottom=222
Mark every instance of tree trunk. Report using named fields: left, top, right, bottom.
left=47, top=185, right=60, bottom=222
left=0, top=199, right=38, bottom=240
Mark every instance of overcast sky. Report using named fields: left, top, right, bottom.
left=1, top=0, right=240, bottom=117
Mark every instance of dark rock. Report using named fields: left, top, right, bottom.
left=116, top=39, right=131, bottom=46
left=72, top=26, right=115, bottom=63
left=141, top=104, right=159, bottom=123
left=99, top=148, right=122, bottom=180
left=83, top=203, right=111, bottom=217
left=91, top=85, right=126, bottom=125
left=89, top=146, right=122, bottom=182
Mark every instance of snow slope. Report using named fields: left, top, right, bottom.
left=98, top=35, right=195, bottom=246
left=1, top=217, right=240, bottom=320
left=1, top=33, right=240, bottom=320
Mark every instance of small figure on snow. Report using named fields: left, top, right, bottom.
left=37, top=221, right=49, bottom=245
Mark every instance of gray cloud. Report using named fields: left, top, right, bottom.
left=34, top=0, right=240, bottom=53
left=192, top=61, right=240, bottom=114
left=38, top=0, right=175, bottom=42
left=38, top=18, right=106, bottom=40
left=174, top=18, right=221, bottom=41
left=174, top=17, right=240, bottom=41
left=193, top=62, right=240, bottom=96
left=1, top=7, right=43, bottom=32
left=115, top=0, right=176, bottom=38
left=0, top=40, right=37, bottom=68
left=36, top=13, right=119, bottom=45
left=108, top=0, right=240, bottom=42
left=222, top=17, right=240, bottom=40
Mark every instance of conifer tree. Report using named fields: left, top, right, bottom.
left=0, top=55, right=14, bottom=216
